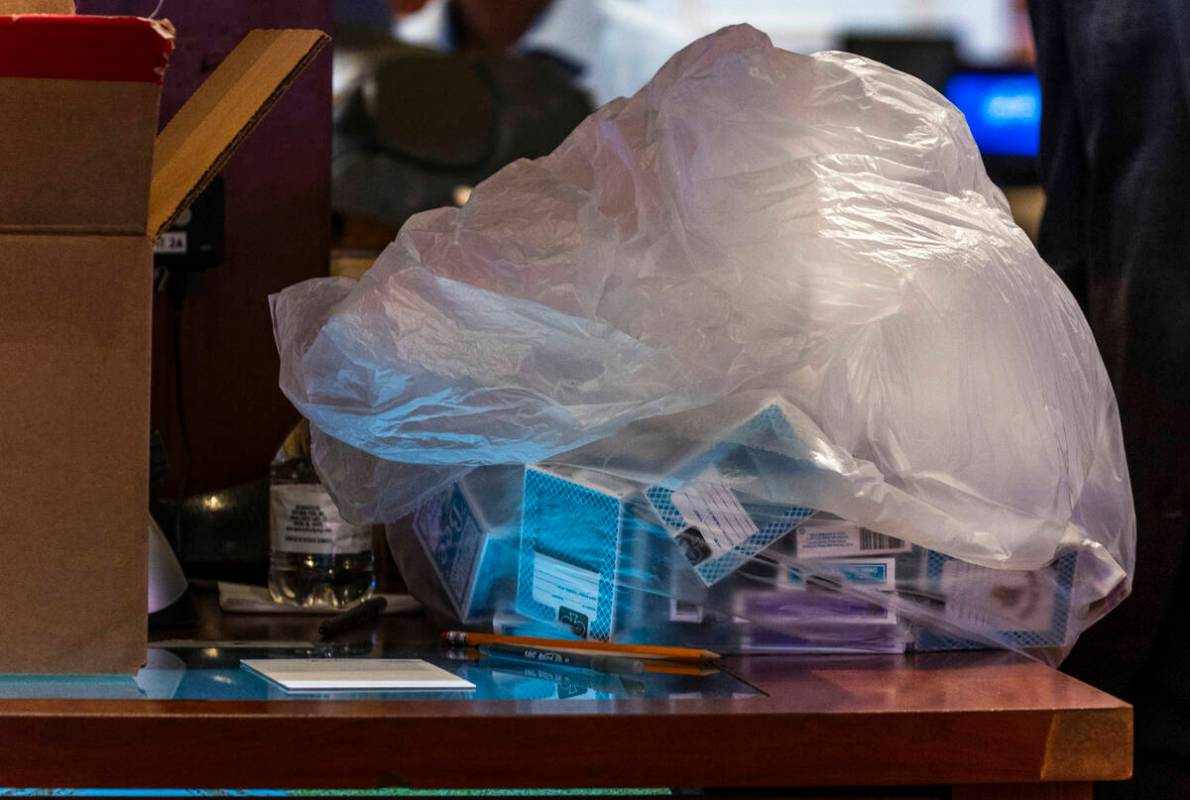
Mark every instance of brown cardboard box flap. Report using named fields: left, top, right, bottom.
left=148, top=28, right=329, bottom=238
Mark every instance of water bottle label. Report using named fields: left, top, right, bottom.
left=270, top=484, right=371, bottom=555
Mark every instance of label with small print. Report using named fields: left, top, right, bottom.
left=532, top=552, right=601, bottom=638
left=786, top=557, right=896, bottom=590
left=669, top=467, right=760, bottom=563
left=270, top=483, right=371, bottom=555
left=795, top=520, right=910, bottom=559
left=154, top=230, right=188, bottom=254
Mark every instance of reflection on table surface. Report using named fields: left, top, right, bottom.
left=0, top=644, right=758, bottom=702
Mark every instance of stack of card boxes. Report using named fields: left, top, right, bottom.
left=511, top=398, right=1081, bottom=654
left=513, top=402, right=903, bottom=649
left=667, top=516, right=912, bottom=653
left=513, top=402, right=909, bottom=649
left=413, top=467, right=521, bottom=625
left=734, top=517, right=1082, bottom=653
left=768, top=519, right=1082, bottom=652
left=512, top=460, right=912, bottom=650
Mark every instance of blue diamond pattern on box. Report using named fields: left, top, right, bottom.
left=911, top=549, right=1080, bottom=651
left=644, top=403, right=816, bottom=585
left=413, top=466, right=521, bottom=624
left=516, top=466, right=643, bottom=641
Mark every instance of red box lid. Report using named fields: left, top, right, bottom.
left=0, top=14, right=174, bottom=83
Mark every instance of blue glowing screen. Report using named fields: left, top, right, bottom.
left=945, top=71, right=1041, bottom=158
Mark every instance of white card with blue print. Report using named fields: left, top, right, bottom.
left=647, top=463, right=812, bottom=587
left=668, top=465, right=760, bottom=560
left=784, top=557, right=896, bottom=591
left=794, top=520, right=910, bottom=559
left=531, top=551, right=602, bottom=638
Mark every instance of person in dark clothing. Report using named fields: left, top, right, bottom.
left=1028, top=2, right=1190, bottom=797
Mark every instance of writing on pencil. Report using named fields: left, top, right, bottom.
left=441, top=630, right=720, bottom=663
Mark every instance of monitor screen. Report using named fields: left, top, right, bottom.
left=944, top=71, right=1041, bottom=158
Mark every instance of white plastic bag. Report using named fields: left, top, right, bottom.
left=273, top=25, right=1134, bottom=656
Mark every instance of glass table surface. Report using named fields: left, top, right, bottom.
left=0, top=643, right=759, bottom=702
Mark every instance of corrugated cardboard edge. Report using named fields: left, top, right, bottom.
left=0, top=0, right=75, bottom=13
left=148, top=28, right=329, bottom=238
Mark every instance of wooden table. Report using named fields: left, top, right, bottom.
left=0, top=589, right=1131, bottom=798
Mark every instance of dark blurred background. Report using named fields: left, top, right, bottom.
left=347, top=0, right=1044, bottom=246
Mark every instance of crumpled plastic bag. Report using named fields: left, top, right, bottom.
left=272, top=26, right=1133, bottom=606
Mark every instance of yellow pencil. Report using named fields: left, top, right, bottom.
left=642, top=660, right=721, bottom=677
left=442, top=630, right=720, bottom=663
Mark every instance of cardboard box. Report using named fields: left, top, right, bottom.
left=0, top=9, right=327, bottom=672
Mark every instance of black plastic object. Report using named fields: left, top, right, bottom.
left=153, top=176, right=225, bottom=272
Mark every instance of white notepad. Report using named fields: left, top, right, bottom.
left=240, top=659, right=475, bottom=691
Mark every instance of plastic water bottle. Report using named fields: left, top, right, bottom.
left=268, top=421, right=374, bottom=608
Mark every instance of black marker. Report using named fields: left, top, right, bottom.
left=318, top=596, right=387, bottom=639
